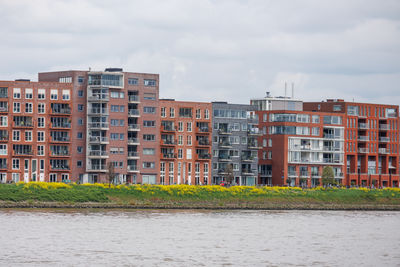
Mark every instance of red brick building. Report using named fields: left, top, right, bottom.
left=39, top=69, right=160, bottom=184
left=0, top=80, right=72, bottom=183
left=304, top=99, right=400, bottom=187
left=256, top=109, right=345, bottom=187
left=159, top=100, right=212, bottom=184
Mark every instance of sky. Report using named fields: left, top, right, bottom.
left=0, top=0, right=399, bottom=105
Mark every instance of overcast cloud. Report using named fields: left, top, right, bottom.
left=0, top=0, right=399, bottom=105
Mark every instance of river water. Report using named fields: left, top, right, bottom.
left=0, top=209, right=399, bottom=266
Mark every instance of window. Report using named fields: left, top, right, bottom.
left=143, top=134, right=155, bottom=141
left=13, top=88, right=21, bottom=99
left=62, top=90, right=70, bottom=100
left=119, top=92, right=124, bottom=99
left=161, top=107, right=166, bottom=117
left=170, top=108, right=175, bottom=118
left=179, top=108, right=192, bottom=118
left=25, top=103, right=33, bottom=113
left=13, top=102, right=20, bottom=113
left=333, top=105, right=342, bottom=111
left=78, top=76, right=85, bottom=84
left=12, top=130, right=20, bottom=141
left=187, top=135, right=192, bottom=146
left=0, top=116, right=7, bottom=127
left=143, top=148, right=155, bottom=155
left=25, top=131, right=32, bottom=142
left=119, top=105, right=125, bottom=112
left=77, top=132, right=83, bottom=139
left=111, top=119, right=119, bottom=126
left=50, top=89, right=58, bottom=100
left=59, top=77, right=72, bottom=83
left=347, top=106, right=359, bottom=116
left=144, top=79, right=156, bottom=86
left=186, top=149, right=192, bottom=160
left=312, top=115, right=320, bottom=123
left=38, top=103, right=45, bottom=113
left=77, top=146, right=83, bottom=153
left=78, top=104, right=84, bottom=111
left=205, top=109, right=209, bottom=119
left=144, top=106, right=156, bottom=114
left=142, top=175, right=156, bottom=184
left=37, top=145, right=44, bottom=156
left=0, top=144, right=7, bottom=155
left=178, top=135, right=183, bottom=145
left=178, top=122, right=183, bottom=131
left=128, top=78, right=138, bottom=85
left=110, top=133, right=119, bottom=140
left=143, top=93, right=156, bottom=100
left=312, top=127, right=320, bottom=136
left=78, top=118, right=83, bottom=125
left=143, top=120, right=155, bottom=127
left=78, top=90, right=84, bottom=97
left=110, top=92, right=119, bottom=98
left=143, top=162, right=155, bottom=169
left=187, top=122, right=192, bottom=132
left=196, top=109, right=201, bottom=119
left=37, top=131, right=44, bottom=142
left=25, top=88, right=33, bottom=99
left=111, top=105, right=119, bottom=112
left=119, top=134, right=124, bottom=140
left=77, top=161, right=83, bottom=167
left=178, top=149, right=183, bottom=159
left=12, top=159, right=20, bottom=170
left=119, top=120, right=124, bottom=126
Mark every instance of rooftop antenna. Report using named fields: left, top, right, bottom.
left=291, top=82, right=294, bottom=99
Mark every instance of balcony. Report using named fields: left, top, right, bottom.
left=323, top=146, right=341, bottom=152
left=13, top=150, right=33, bottom=156
left=88, top=94, right=109, bottom=102
left=311, top=172, right=320, bottom=178
left=379, top=137, right=390, bottom=142
left=218, top=154, right=231, bottom=161
left=358, top=136, right=369, bottom=142
left=127, top=138, right=140, bottom=145
left=128, top=95, right=140, bottom=103
left=242, top=168, right=256, bottom=175
left=378, top=148, right=389, bottom=154
left=335, top=173, right=344, bottom=178
left=197, top=126, right=210, bottom=134
left=358, top=148, right=369, bottom=153
left=358, top=123, right=369, bottom=129
left=379, top=124, right=390, bottom=130
left=50, top=165, right=70, bottom=171
left=241, top=155, right=255, bottom=162
left=288, top=171, right=297, bottom=177
left=127, top=151, right=139, bottom=159
left=218, top=141, right=232, bottom=148
left=13, top=121, right=34, bottom=128
left=88, top=122, right=109, bottom=129
left=50, top=151, right=70, bottom=157
left=161, top=153, right=177, bottom=160
left=0, top=106, right=8, bottom=113
left=161, top=125, right=175, bottom=132
left=218, top=128, right=232, bottom=135
left=128, top=124, right=140, bottom=131
left=51, top=108, right=71, bottom=115
left=248, top=142, right=260, bottom=149
left=197, top=154, right=211, bottom=160
left=127, top=165, right=139, bottom=172
left=196, top=139, right=210, bottom=147
left=87, top=165, right=106, bottom=172
left=161, top=139, right=176, bottom=146
left=88, top=108, right=108, bottom=116
left=247, top=128, right=261, bottom=135
left=300, top=171, right=309, bottom=178
left=89, top=136, right=109, bottom=143
left=260, top=171, right=272, bottom=177
left=322, top=158, right=342, bottom=164
left=88, top=150, right=108, bottom=157
left=51, top=137, right=70, bottom=143
left=128, top=109, right=140, bottom=117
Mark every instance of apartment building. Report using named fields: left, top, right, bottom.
left=0, top=80, right=73, bottom=183
left=39, top=68, right=160, bottom=184
left=304, top=100, right=400, bottom=187
left=211, top=102, right=260, bottom=185
left=159, top=100, right=212, bottom=184
left=256, top=109, right=345, bottom=187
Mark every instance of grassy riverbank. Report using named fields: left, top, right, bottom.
left=1, top=182, right=400, bottom=210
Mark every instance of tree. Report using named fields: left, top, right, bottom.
left=225, top=164, right=234, bottom=185
left=107, top=162, right=116, bottom=187
left=321, top=166, right=335, bottom=187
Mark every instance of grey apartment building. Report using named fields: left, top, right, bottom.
left=39, top=68, right=160, bottom=184
left=211, top=102, right=260, bottom=185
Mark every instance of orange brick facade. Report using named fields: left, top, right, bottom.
left=159, top=100, right=212, bottom=184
